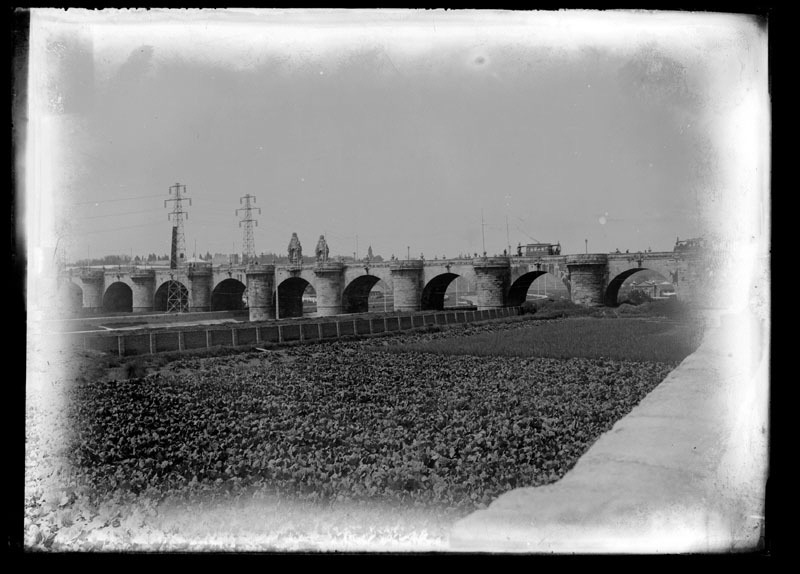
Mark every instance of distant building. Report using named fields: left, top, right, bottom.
left=627, top=279, right=675, bottom=299
left=212, top=253, right=240, bottom=265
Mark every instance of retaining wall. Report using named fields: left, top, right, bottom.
left=45, top=310, right=250, bottom=333
left=449, top=312, right=769, bottom=553
left=76, top=308, right=522, bottom=357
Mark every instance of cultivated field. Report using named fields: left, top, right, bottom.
left=24, top=315, right=704, bottom=552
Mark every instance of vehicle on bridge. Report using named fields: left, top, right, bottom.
left=518, top=242, right=562, bottom=257
left=673, top=237, right=706, bottom=252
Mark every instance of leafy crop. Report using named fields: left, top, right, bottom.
left=622, top=290, right=654, bottom=306
left=68, top=338, right=677, bottom=515
left=389, top=317, right=702, bottom=363
left=613, top=298, right=693, bottom=320
left=520, top=297, right=593, bottom=319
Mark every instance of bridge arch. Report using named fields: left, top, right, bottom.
left=275, top=277, right=311, bottom=318
left=507, top=271, right=570, bottom=307
left=211, top=278, right=247, bottom=311
left=421, top=273, right=459, bottom=311
left=342, top=275, right=381, bottom=314
left=154, top=280, right=189, bottom=312
left=605, top=268, right=674, bottom=306
left=368, top=279, right=392, bottom=312
left=102, top=281, right=133, bottom=313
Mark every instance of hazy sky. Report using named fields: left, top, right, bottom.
left=25, top=9, right=769, bottom=265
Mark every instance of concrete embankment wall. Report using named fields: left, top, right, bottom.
left=449, top=311, right=769, bottom=553
left=44, top=310, right=250, bottom=332
left=65, top=308, right=521, bottom=357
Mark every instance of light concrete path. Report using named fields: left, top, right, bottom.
left=449, top=312, right=769, bottom=554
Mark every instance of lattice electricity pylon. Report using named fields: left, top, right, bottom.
left=165, top=183, right=191, bottom=269
left=166, top=278, right=188, bottom=313
left=236, top=194, right=261, bottom=265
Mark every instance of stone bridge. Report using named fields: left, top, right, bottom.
left=60, top=250, right=711, bottom=320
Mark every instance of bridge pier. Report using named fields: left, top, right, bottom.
left=566, top=254, right=608, bottom=306
left=187, top=265, right=213, bottom=312
left=473, top=257, right=510, bottom=310
left=390, top=260, right=424, bottom=312
left=314, top=262, right=345, bottom=316
left=245, top=265, right=275, bottom=321
left=130, top=269, right=155, bottom=312
left=78, top=269, right=105, bottom=313
left=671, top=255, right=704, bottom=306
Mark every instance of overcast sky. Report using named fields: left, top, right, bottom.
left=25, top=9, right=768, bottom=265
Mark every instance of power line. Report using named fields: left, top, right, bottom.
left=73, top=193, right=164, bottom=206
left=76, top=207, right=164, bottom=220
left=514, top=217, right=540, bottom=244
left=80, top=221, right=163, bottom=234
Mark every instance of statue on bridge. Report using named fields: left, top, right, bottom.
left=288, top=233, right=303, bottom=265
left=315, top=235, right=330, bottom=263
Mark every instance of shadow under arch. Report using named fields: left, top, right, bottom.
left=212, top=278, right=247, bottom=311
left=342, top=275, right=381, bottom=314
left=275, top=276, right=310, bottom=318
left=507, top=271, right=570, bottom=307
left=421, top=273, right=459, bottom=311
left=102, top=281, right=133, bottom=313
left=605, top=268, right=672, bottom=306
left=154, top=280, right=189, bottom=312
